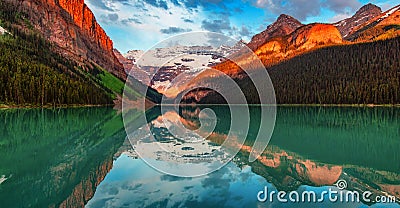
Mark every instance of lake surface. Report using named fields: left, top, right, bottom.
left=0, top=106, right=399, bottom=207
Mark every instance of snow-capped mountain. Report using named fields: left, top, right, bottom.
left=123, top=43, right=245, bottom=96
left=125, top=50, right=145, bottom=65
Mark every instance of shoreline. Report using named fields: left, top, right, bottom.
left=1, top=103, right=399, bottom=110
left=165, top=104, right=400, bottom=107
left=0, top=104, right=115, bottom=110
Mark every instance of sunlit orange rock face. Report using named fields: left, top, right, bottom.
left=58, top=0, right=113, bottom=52
left=5, top=0, right=125, bottom=79
left=210, top=24, right=343, bottom=77
left=379, top=184, right=400, bottom=199
left=379, top=9, right=400, bottom=25
left=288, top=24, right=343, bottom=51
left=256, top=40, right=283, bottom=55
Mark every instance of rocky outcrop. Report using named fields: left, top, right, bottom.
left=209, top=23, right=343, bottom=74
left=114, top=49, right=134, bottom=73
left=5, top=0, right=125, bottom=79
left=58, top=0, right=113, bottom=52
left=181, top=24, right=344, bottom=104
left=288, top=24, right=343, bottom=51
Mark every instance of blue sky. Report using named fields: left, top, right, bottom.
left=85, top=0, right=399, bottom=52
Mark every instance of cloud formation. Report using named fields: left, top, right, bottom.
left=87, top=0, right=133, bottom=11
left=253, top=0, right=322, bottom=20
left=252, top=0, right=363, bottom=21
left=84, top=0, right=398, bottom=51
left=324, top=0, right=362, bottom=13
left=160, top=27, right=192, bottom=34
left=143, top=0, right=169, bottom=10
left=86, top=0, right=114, bottom=11
left=201, top=19, right=232, bottom=33
left=121, top=18, right=143, bottom=25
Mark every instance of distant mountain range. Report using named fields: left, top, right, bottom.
left=117, top=42, right=245, bottom=96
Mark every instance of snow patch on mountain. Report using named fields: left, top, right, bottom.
left=0, top=26, right=9, bottom=35
left=379, top=5, right=400, bottom=20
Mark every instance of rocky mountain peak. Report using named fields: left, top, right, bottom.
left=266, top=14, right=303, bottom=32
left=346, top=4, right=400, bottom=41
left=334, top=3, right=382, bottom=38
left=247, top=14, right=303, bottom=50
left=276, top=14, right=300, bottom=24
left=356, top=3, right=382, bottom=15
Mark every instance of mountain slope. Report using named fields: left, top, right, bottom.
left=0, top=26, right=114, bottom=106
left=3, top=0, right=125, bottom=79
left=266, top=37, right=400, bottom=104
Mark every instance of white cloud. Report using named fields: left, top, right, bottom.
left=329, top=13, right=352, bottom=23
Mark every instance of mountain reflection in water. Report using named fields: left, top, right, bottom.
left=91, top=106, right=399, bottom=208
left=0, top=106, right=399, bottom=207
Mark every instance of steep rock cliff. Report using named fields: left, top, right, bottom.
left=5, top=0, right=125, bottom=79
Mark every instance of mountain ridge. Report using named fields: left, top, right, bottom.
left=346, top=4, right=400, bottom=41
